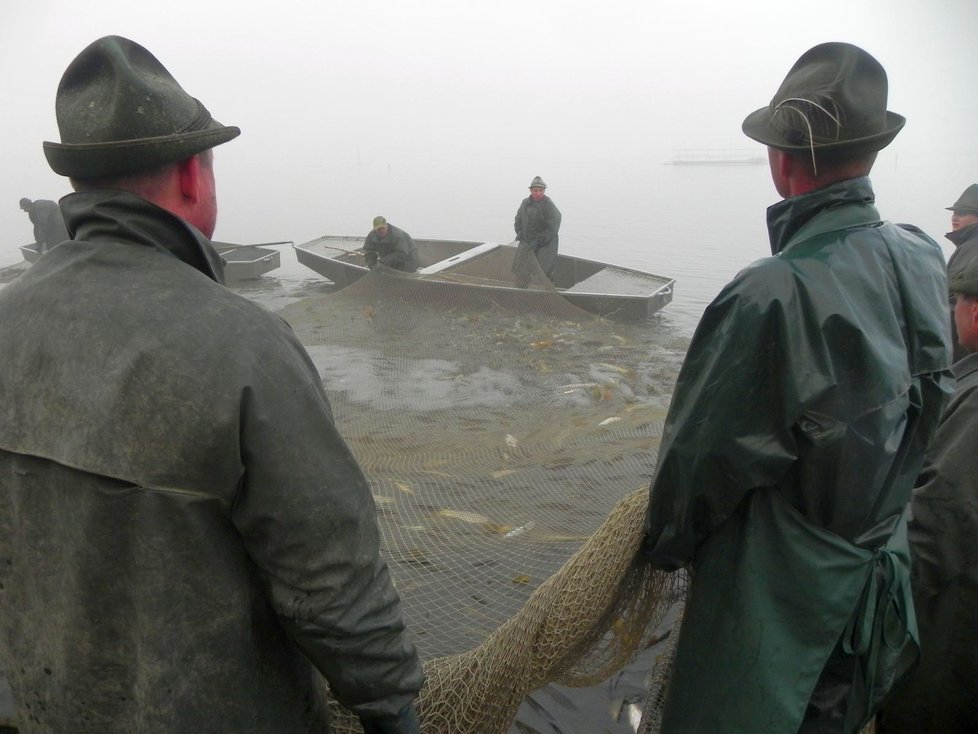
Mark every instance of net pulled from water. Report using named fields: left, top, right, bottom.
left=275, top=253, right=690, bottom=734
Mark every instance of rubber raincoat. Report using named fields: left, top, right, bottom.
left=363, top=224, right=419, bottom=272
left=513, top=195, right=561, bottom=276
left=0, top=191, right=423, bottom=733
left=643, top=177, right=953, bottom=734
left=878, top=350, right=978, bottom=733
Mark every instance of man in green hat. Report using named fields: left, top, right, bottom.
left=0, top=36, right=422, bottom=734
left=946, top=183, right=978, bottom=244
left=642, top=42, right=952, bottom=733
left=876, top=241, right=978, bottom=733
left=943, top=184, right=978, bottom=360
left=513, top=176, right=561, bottom=282
left=364, top=215, right=419, bottom=272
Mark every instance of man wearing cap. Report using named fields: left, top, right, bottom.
left=513, top=176, right=561, bottom=281
left=642, top=43, right=952, bottom=733
left=364, top=216, right=419, bottom=272
left=18, top=197, right=69, bottom=254
left=876, top=240, right=978, bottom=733
left=943, top=184, right=978, bottom=361
left=0, top=36, right=422, bottom=734
left=946, top=183, right=978, bottom=249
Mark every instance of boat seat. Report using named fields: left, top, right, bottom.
left=419, top=242, right=501, bottom=274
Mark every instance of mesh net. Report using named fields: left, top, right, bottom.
left=272, top=258, right=691, bottom=733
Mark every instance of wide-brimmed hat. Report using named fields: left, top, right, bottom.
left=947, top=184, right=978, bottom=214
left=529, top=176, right=547, bottom=189
left=742, top=42, right=905, bottom=155
left=43, top=36, right=240, bottom=178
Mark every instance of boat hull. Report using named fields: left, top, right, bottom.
left=293, top=236, right=674, bottom=322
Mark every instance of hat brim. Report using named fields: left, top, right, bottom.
left=43, top=121, right=240, bottom=178
left=741, top=107, right=905, bottom=154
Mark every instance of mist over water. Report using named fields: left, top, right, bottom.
left=7, top=146, right=957, bottom=339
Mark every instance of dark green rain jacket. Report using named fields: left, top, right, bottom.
left=643, top=177, right=952, bottom=734
left=0, top=191, right=423, bottom=733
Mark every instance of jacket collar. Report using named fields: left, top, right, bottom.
left=60, top=190, right=225, bottom=284
left=945, top=221, right=978, bottom=248
left=953, top=349, right=978, bottom=379
left=766, top=176, right=880, bottom=256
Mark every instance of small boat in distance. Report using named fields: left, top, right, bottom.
left=293, top=236, right=675, bottom=322
left=20, top=240, right=287, bottom=282
left=668, top=148, right=766, bottom=166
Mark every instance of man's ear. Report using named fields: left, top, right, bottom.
left=178, top=155, right=201, bottom=204
left=969, top=297, right=978, bottom=329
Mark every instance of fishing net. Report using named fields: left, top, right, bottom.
left=271, top=253, right=691, bottom=733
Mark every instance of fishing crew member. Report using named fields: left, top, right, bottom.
left=364, top=215, right=419, bottom=272
left=642, top=42, right=952, bottom=733
left=513, top=176, right=561, bottom=285
left=0, top=36, right=422, bottom=734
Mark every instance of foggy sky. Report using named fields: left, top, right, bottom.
left=2, top=0, right=976, bottom=261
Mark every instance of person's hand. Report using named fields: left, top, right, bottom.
left=359, top=704, right=421, bottom=734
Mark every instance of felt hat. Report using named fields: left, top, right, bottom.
left=43, top=36, right=240, bottom=178
left=946, top=184, right=978, bottom=214
left=529, top=176, right=547, bottom=189
left=742, top=42, right=904, bottom=155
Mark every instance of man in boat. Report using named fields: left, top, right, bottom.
left=513, top=176, right=561, bottom=285
left=642, top=42, right=952, bottom=733
left=875, top=240, right=978, bottom=733
left=0, top=36, right=422, bottom=734
left=18, top=197, right=69, bottom=254
left=944, top=184, right=978, bottom=360
left=364, top=215, right=419, bottom=272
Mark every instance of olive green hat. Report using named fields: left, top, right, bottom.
left=946, top=184, right=978, bottom=214
left=529, top=176, right=547, bottom=189
left=373, top=216, right=387, bottom=230
left=43, top=35, right=240, bottom=178
left=742, top=42, right=905, bottom=155
left=948, top=240, right=978, bottom=297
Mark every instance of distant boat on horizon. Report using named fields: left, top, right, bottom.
left=667, top=149, right=767, bottom=166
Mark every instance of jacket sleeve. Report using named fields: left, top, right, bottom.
left=514, top=201, right=524, bottom=241
left=643, top=265, right=799, bottom=570
left=363, top=232, right=379, bottom=267
left=231, top=321, right=423, bottom=717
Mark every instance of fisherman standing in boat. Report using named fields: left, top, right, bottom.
left=513, top=176, right=561, bottom=286
left=642, top=42, right=952, bottom=733
left=18, top=197, right=69, bottom=254
left=0, top=36, right=422, bottom=734
left=364, top=215, right=419, bottom=272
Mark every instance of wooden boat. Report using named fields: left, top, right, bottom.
left=20, top=240, right=287, bottom=283
left=293, top=236, right=675, bottom=322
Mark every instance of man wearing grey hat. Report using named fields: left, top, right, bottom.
left=946, top=183, right=978, bottom=248
left=642, top=43, right=952, bottom=733
left=876, top=241, right=978, bottom=734
left=944, top=184, right=978, bottom=361
left=0, top=36, right=422, bottom=734
left=513, top=176, right=561, bottom=283
left=364, top=216, right=419, bottom=272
